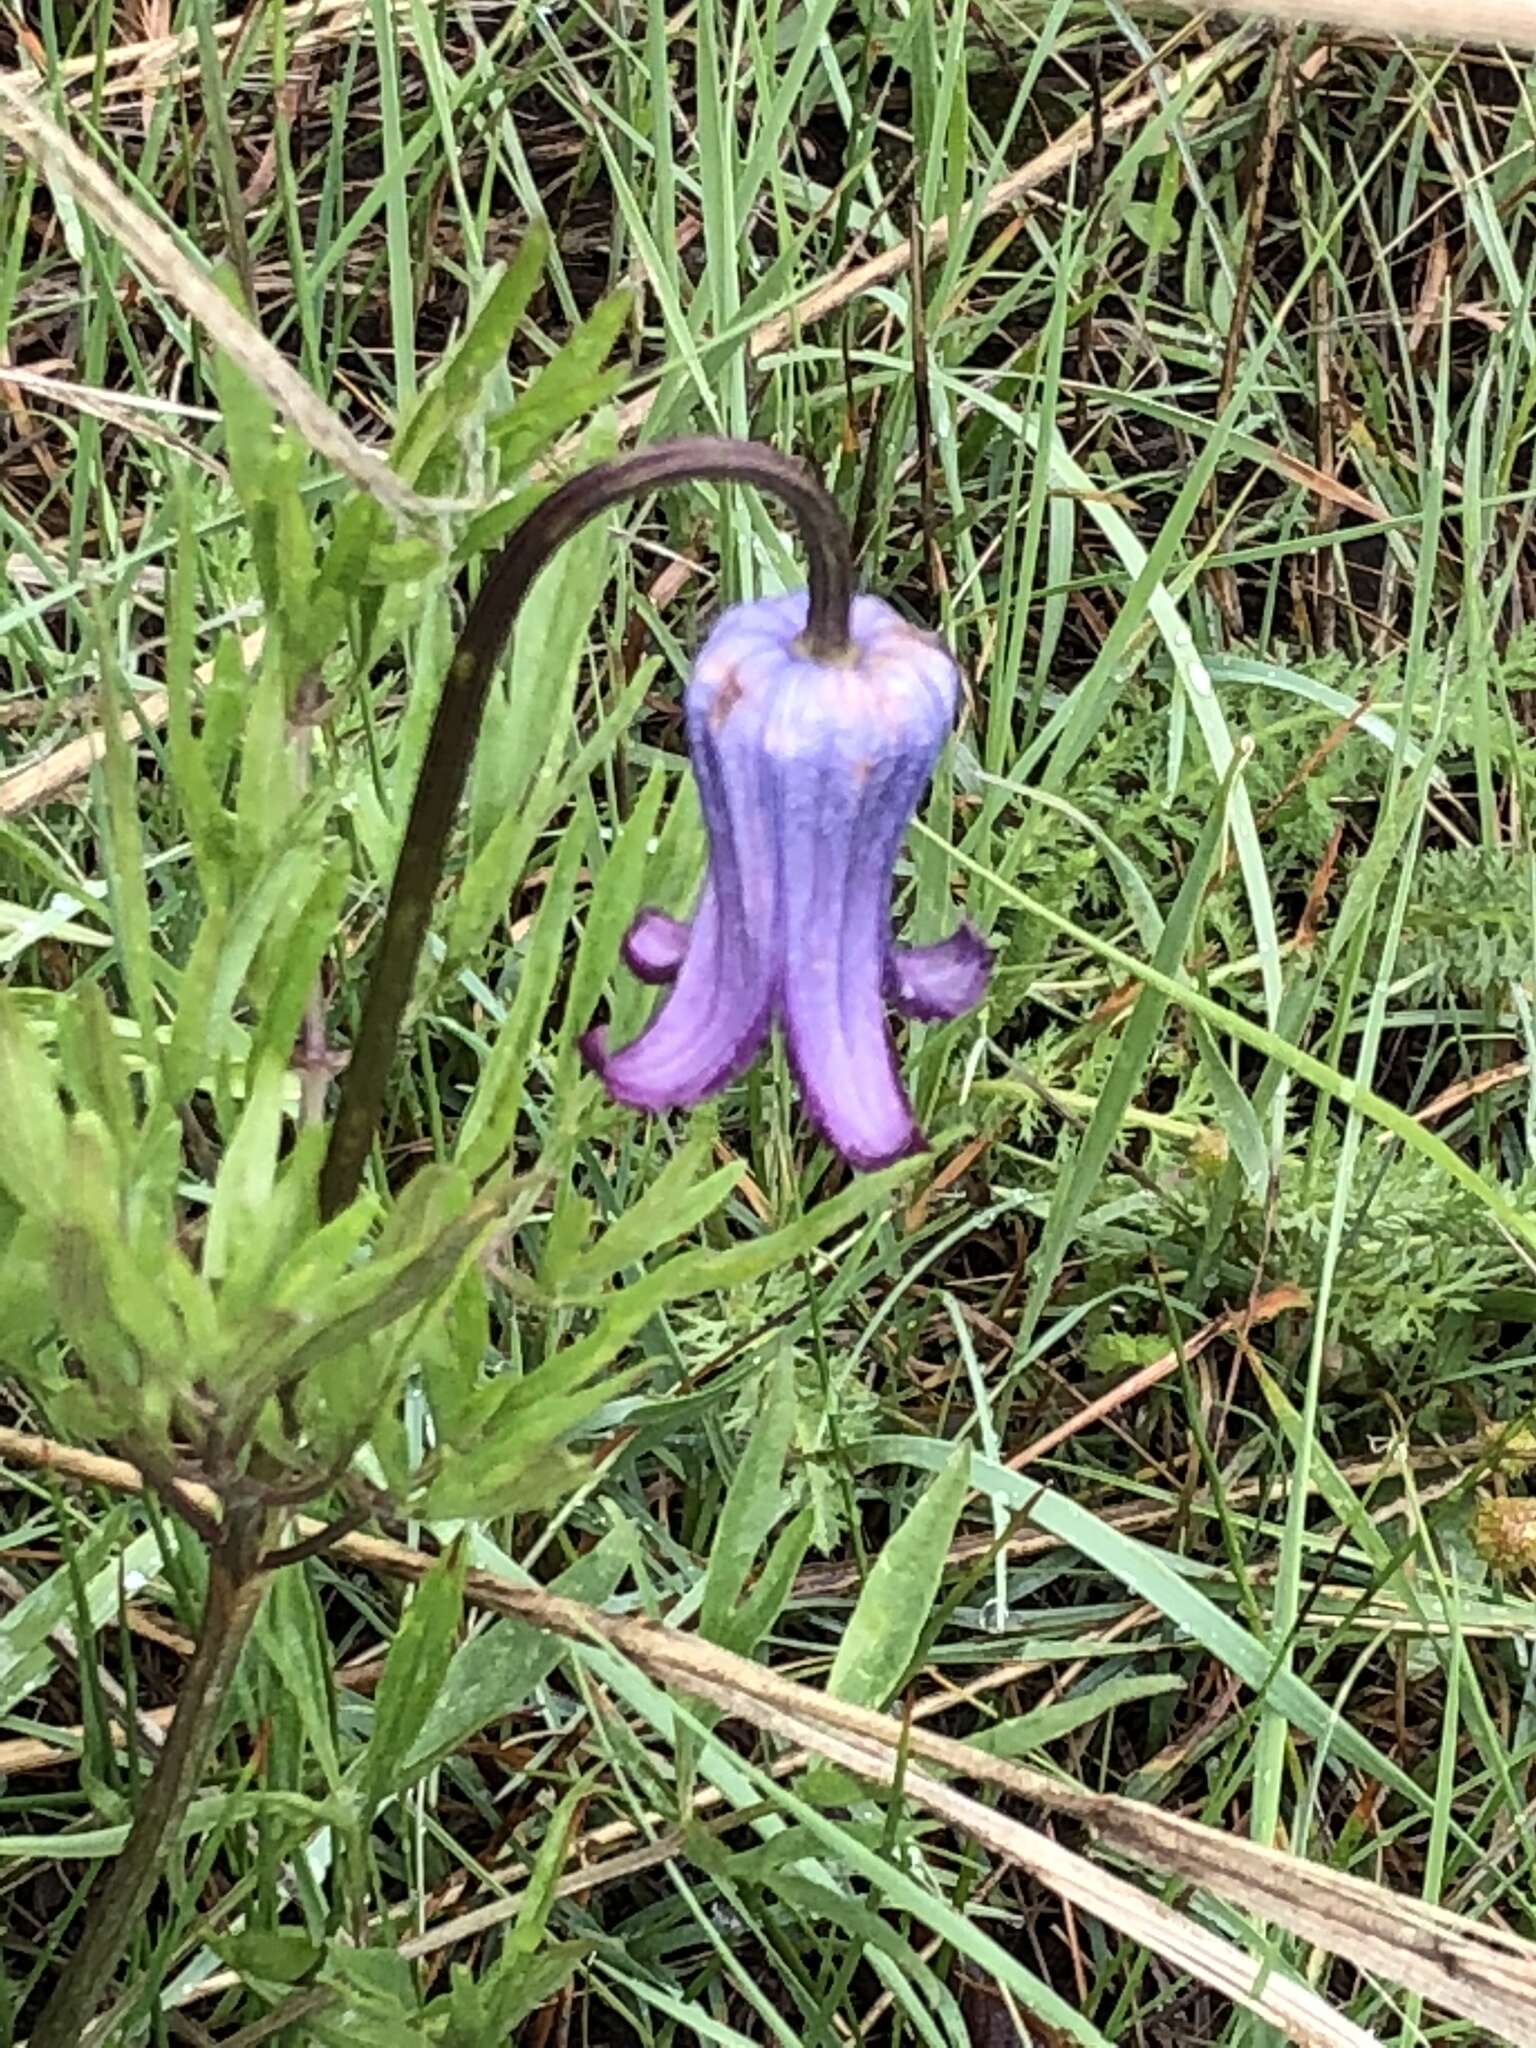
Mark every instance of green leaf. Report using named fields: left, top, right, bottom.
left=518, top=1162, right=919, bottom=1400
left=502, top=1776, right=587, bottom=1959
left=403, top=1531, right=630, bottom=1776
left=448, top=660, right=653, bottom=975
left=727, top=1507, right=814, bottom=1658
left=701, top=1353, right=798, bottom=1643
left=466, top=512, right=609, bottom=855
left=212, top=1929, right=323, bottom=1986
left=552, top=761, right=667, bottom=1085
left=874, top=1436, right=1440, bottom=1816
left=393, top=229, right=548, bottom=487
left=204, top=1058, right=287, bottom=1285
left=827, top=1441, right=970, bottom=1708
left=1189, top=1013, right=1269, bottom=1199
left=256, top=1179, right=501, bottom=1391
left=209, top=326, right=277, bottom=513
left=255, top=1565, right=343, bottom=1787
left=0, top=999, right=69, bottom=1216
left=247, top=852, right=350, bottom=1076
left=95, top=654, right=159, bottom=1053
left=454, top=826, right=585, bottom=1177
left=413, top=1420, right=590, bottom=1523
left=0, top=1516, right=162, bottom=1717
left=440, top=1946, right=591, bottom=2044
left=57, top=985, right=137, bottom=1153
left=209, top=837, right=324, bottom=1033
left=200, top=624, right=254, bottom=795
left=762, top=1870, right=967, bottom=2048
left=232, top=648, right=297, bottom=870
left=547, top=1137, right=743, bottom=1300
left=165, top=894, right=231, bottom=1099
left=1015, top=748, right=1242, bottom=1345
left=1251, top=1362, right=1396, bottom=1572
left=351, top=1542, right=466, bottom=1827
left=487, top=286, right=631, bottom=477
left=969, top=1674, right=1185, bottom=1757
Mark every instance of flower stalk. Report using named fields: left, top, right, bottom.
left=319, top=437, right=857, bottom=1220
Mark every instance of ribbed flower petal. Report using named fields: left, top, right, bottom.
left=780, top=750, right=929, bottom=1168
left=887, top=923, right=992, bottom=1020
left=581, top=877, right=769, bottom=1108
left=582, top=678, right=779, bottom=1109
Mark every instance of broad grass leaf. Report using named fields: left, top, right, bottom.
left=0, top=1514, right=160, bottom=1718
left=404, top=1530, right=630, bottom=1776
left=970, top=1674, right=1185, bottom=1758
left=727, top=1507, right=814, bottom=1657
left=875, top=1436, right=1438, bottom=1817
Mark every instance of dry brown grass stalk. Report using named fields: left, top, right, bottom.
left=1173, top=0, right=1536, bottom=47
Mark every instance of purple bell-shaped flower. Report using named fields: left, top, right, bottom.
left=581, top=590, right=990, bottom=1168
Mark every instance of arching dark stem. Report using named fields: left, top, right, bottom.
left=319, top=437, right=856, bottom=1220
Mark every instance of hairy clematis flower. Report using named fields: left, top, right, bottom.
left=582, top=591, right=991, bottom=1168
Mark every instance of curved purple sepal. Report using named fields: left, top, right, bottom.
left=581, top=882, right=771, bottom=1110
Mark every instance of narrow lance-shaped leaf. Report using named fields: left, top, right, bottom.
left=455, top=824, right=586, bottom=1178
left=351, top=1540, right=467, bottom=1830
left=488, top=286, right=631, bottom=478
left=0, top=998, right=70, bottom=1217
left=826, top=1440, right=970, bottom=1709
left=701, top=1352, right=798, bottom=1643
left=1016, top=746, right=1248, bottom=1347
left=393, top=227, right=548, bottom=487
left=548, top=1132, right=743, bottom=1299
left=96, top=649, right=160, bottom=1059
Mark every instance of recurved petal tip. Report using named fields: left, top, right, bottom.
left=621, top=908, right=691, bottom=985
left=887, top=922, right=993, bottom=1021
left=585, top=902, right=773, bottom=1113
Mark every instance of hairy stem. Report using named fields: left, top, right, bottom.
left=29, top=1514, right=270, bottom=2048
left=319, top=435, right=856, bottom=1221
